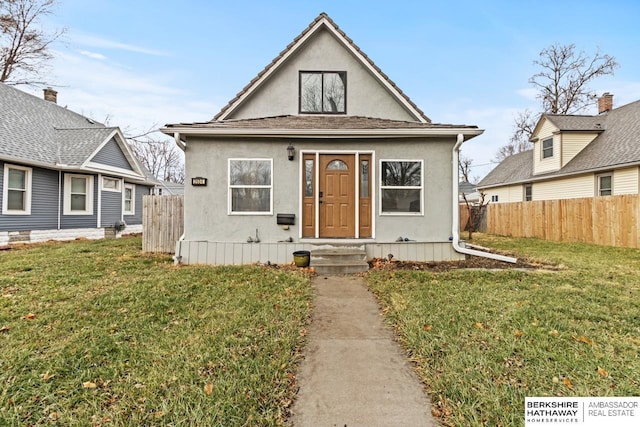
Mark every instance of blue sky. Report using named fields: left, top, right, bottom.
left=22, top=0, right=640, bottom=179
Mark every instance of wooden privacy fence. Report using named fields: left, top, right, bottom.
left=143, top=195, right=184, bottom=253
left=486, top=194, right=640, bottom=248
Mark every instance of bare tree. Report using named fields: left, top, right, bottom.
left=0, top=0, right=64, bottom=85
left=495, top=43, right=618, bottom=161
left=461, top=190, right=489, bottom=240
left=127, top=130, right=185, bottom=184
left=459, top=155, right=473, bottom=183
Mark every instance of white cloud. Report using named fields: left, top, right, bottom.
left=71, top=32, right=169, bottom=57
left=78, top=50, right=107, bottom=60
left=516, top=87, right=537, bottom=101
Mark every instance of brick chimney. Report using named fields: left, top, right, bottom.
left=598, top=92, right=613, bottom=114
left=43, top=87, right=58, bottom=104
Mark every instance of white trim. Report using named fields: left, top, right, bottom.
left=84, top=161, right=145, bottom=180
left=63, top=173, right=94, bottom=215
left=227, top=158, right=273, bottom=215
left=596, top=172, right=613, bottom=196
left=97, top=173, right=102, bottom=227
left=102, top=176, right=122, bottom=192
left=379, top=159, right=424, bottom=216
left=2, top=163, right=32, bottom=215
left=81, top=128, right=146, bottom=178
left=123, top=183, right=135, bottom=215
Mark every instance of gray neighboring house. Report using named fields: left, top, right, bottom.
left=0, top=83, right=157, bottom=245
left=161, top=13, right=485, bottom=265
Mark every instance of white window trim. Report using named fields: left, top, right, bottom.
left=523, top=183, right=533, bottom=202
left=63, top=174, right=94, bottom=215
left=102, top=176, right=122, bottom=192
left=2, top=164, right=32, bottom=215
left=123, top=183, right=135, bottom=215
left=541, top=137, right=554, bottom=159
left=228, top=158, right=273, bottom=215
left=596, top=173, right=613, bottom=196
left=379, top=159, right=424, bottom=216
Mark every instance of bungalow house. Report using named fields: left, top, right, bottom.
left=0, top=83, right=157, bottom=245
left=478, top=93, right=640, bottom=202
left=161, top=13, right=508, bottom=270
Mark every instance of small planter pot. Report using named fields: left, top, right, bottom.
left=293, top=250, right=310, bottom=267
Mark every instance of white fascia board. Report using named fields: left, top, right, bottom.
left=81, top=128, right=146, bottom=177
left=161, top=127, right=484, bottom=139
left=84, top=162, right=146, bottom=180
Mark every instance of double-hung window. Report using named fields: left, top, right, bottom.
left=64, top=174, right=93, bottom=215
left=597, top=173, right=612, bottom=196
left=524, top=184, right=533, bottom=201
left=124, top=184, right=135, bottom=215
left=299, top=71, right=346, bottom=113
left=229, top=159, right=272, bottom=214
left=380, top=160, right=423, bottom=214
left=2, top=164, right=32, bottom=214
left=542, top=138, right=554, bottom=159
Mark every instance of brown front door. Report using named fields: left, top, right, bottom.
left=319, top=154, right=355, bottom=237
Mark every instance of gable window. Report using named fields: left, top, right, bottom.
left=299, top=71, right=346, bottom=114
left=2, top=164, right=32, bottom=215
left=229, top=159, right=272, bottom=214
left=64, top=174, right=93, bottom=215
left=380, top=160, right=422, bottom=214
left=542, top=138, right=554, bottom=159
left=124, top=184, right=135, bottom=215
left=102, top=177, right=121, bottom=192
left=524, top=184, right=532, bottom=201
left=597, top=173, right=612, bottom=196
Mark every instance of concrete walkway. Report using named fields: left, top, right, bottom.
left=289, top=275, right=438, bottom=426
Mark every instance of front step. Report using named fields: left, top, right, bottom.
left=311, top=247, right=369, bottom=275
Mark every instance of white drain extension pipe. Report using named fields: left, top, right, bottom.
left=452, top=133, right=517, bottom=263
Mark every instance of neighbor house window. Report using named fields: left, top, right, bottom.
left=542, top=138, right=553, bottom=159
left=2, top=164, right=32, bottom=215
left=299, top=71, right=346, bottom=113
left=380, top=160, right=422, bottom=214
left=491, top=195, right=499, bottom=202
left=524, top=184, right=532, bottom=201
left=124, top=184, right=135, bottom=215
left=229, top=159, right=273, bottom=214
left=102, top=177, right=121, bottom=192
left=597, top=174, right=612, bottom=196
left=64, top=174, right=93, bottom=215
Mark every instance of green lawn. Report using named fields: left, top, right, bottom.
left=0, top=236, right=313, bottom=426
left=366, top=234, right=640, bottom=427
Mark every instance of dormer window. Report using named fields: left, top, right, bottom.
left=299, top=71, right=346, bottom=114
left=542, top=138, right=554, bottom=159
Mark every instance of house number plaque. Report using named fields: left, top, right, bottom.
left=191, top=177, right=207, bottom=186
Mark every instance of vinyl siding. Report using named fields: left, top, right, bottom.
left=101, top=189, right=122, bottom=227
left=561, top=132, right=599, bottom=167
left=60, top=173, right=98, bottom=229
left=613, top=167, right=639, bottom=195
left=91, top=138, right=134, bottom=171
left=0, top=161, right=60, bottom=231
left=533, top=175, right=594, bottom=200
left=533, top=118, right=561, bottom=175
left=486, top=184, right=523, bottom=204
left=123, top=184, right=150, bottom=225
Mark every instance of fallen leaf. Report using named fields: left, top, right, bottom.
left=83, top=381, right=97, bottom=388
left=552, top=376, right=559, bottom=383
left=40, top=372, right=55, bottom=381
left=572, top=335, right=594, bottom=345
left=548, top=330, right=559, bottom=336
left=431, top=408, right=442, bottom=418
left=154, top=411, right=165, bottom=418
left=204, top=382, right=213, bottom=396
left=23, top=313, right=35, bottom=320
left=514, top=330, right=524, bottom=338
left=0, top=326, right=9, bottom=333
left=597, top=367, right=609, bottom=378
left=563, top=377, right=573, bottom=390
left=134, top=383, right=145, bottom=389
left=423, top=324, right=433, bottom=331
left=474, top=322, right=484, bottom=329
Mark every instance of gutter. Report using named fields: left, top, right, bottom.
left=173, top=233, right=185, bottom=265
left=452, top=133, right=517, bottom=263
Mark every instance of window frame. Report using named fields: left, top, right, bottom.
left=123, top=183, right=135, bottom=215
left=491, top=195, right=499, bottom=203
left=2, top=164, right=32, bottom=215
left=102, top=176, right=122, bottom=192
left=63, top=174, right=94, bottom=215
left=299, top=71, right=347, bottom=114
left=524, top=183, right=533, bottom=202
left=542, top=137, right=554, bottom=159
left=379, top=159, right=424, bottom=216
left=597, top=173, right=613, bottom=196
left=228, top=158, right=273, bottom=215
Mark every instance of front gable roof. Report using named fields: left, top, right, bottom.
left=479, top=99, right=640, bottom=189
left=213, top=13, right=430, bottom=123
left=0, top=82, right=152, bottom=183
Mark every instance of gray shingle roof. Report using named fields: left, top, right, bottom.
left=165, top=115, right=476, bottom=130
left=0, top=83, right=105, bottom=166
left=478, top=99, right=640, bottom=188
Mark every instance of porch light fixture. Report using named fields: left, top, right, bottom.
left=287, top=143, right=295, bottom=161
